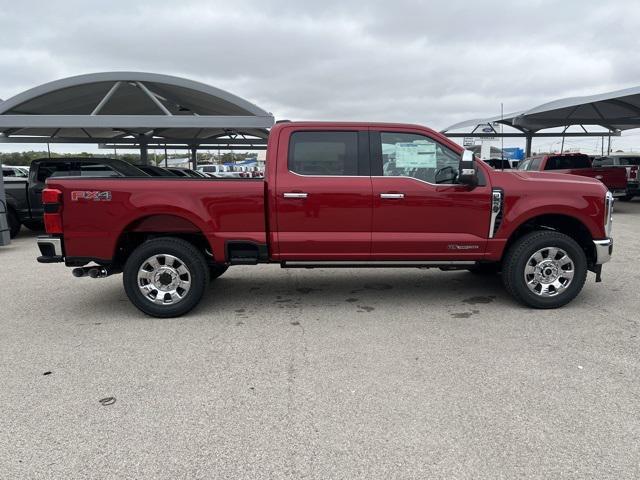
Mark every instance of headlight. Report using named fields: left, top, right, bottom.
left=604, top=191, right=613, bottom=237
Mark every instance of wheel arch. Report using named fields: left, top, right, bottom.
left=503, top=213, right=596, bottom=266
left=112, top=214, right=215, bottom=267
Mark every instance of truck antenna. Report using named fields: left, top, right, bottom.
left=501, top=103, right=504, bottom=171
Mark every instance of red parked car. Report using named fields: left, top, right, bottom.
left=517, top=153, right=627, bottom=197
left=36, top=122, right=613, bottom=317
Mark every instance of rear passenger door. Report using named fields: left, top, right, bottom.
left=274, top=127, right=372, bottom=260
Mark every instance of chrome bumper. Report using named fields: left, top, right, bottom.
left=593, top=238, right=613, bottom=265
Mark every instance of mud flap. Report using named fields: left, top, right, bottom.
left=592, top=264, right=602, bottom=283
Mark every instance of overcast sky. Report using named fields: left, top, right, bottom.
left=1, top=0, right=640, bottom=153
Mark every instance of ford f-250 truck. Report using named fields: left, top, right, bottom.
left=517, top=153, right=627, bottom=197
left=36, top=122, right=614, bottom=317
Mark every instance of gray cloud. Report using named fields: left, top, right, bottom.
left=1, top=0, right=640, bottom=152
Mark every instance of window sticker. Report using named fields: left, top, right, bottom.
left=394, top=141, right=437, bottom=168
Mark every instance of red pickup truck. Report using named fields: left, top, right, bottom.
left=36, top=122, right=614, bottom=317
left=517, top=153, right=627, bottom=197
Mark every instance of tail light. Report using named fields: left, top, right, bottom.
left=42, top=188, right=63, bottom=234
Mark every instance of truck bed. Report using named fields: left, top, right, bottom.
left=560, top=167, right=627, bottom=193
left=46, top=177, right=267, bottom=263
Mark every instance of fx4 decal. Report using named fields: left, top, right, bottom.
left=71, top=191, right=112, bottom=202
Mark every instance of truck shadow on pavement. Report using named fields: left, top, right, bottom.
left=82, top=268, right=508, bottom=319
left=194, top=268, right=507, bottom=318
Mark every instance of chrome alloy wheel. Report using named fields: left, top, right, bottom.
left=137, top=254, right=191, bottom=305
left=524, top=247, right=575, bottom=297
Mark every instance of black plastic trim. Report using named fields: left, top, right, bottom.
left=64, top=257, right=112, bottom=267
left=225, top=241, right=269, bottom=265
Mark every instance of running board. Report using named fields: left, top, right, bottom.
left=281, top=260, right=476, bottom=269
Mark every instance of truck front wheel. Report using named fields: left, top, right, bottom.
left=123, top=237, right=209, bottom=317
left=502, top=231, right=587, bottom=309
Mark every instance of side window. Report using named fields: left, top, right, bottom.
left=379, top=132, right=460, bottom=184
left=78, top=162, right=120, bottom=177
left=517, top=159, right=531, bottom=170
left=2, top=168, right=15, bottom=177
left=289, top=131, right=358, bottom=176
left=529, top=157, right=542, bottom=170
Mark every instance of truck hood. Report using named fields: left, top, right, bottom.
left=510, top=170, right=606, bottom=188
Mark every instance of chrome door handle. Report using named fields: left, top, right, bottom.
left=380, top=193, right=405, bottom=199
left=283, top=192, right=308, bottom=199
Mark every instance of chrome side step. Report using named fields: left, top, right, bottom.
left=281, top=260, right=476, bottom=269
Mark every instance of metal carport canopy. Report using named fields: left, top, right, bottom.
left=0, top=71, right=274, bottom=153
left=441, top=85, right=640, bottom=155
left=511, top=86, right=640, bottom=131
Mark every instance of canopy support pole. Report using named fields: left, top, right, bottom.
left=191, top=147, right=198, bottom=170
left=525, top=135, right=533, bottom=157
left=140, top=143, right=148, bottom=165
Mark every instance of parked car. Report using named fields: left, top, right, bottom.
left=483, top=158, right=512, bottom=169
left=197, top=164, right=241, bottom=178
left=518, top=153, right=627, bottom=197
left=592, top=153, right=640, bottom=201
left=2, top=165, right=29, bottom=178
left=165, top=167, right=208, bottom=178
left=136, top=165, right=178, bottom=177
left=37, top=122, right=614, bottom=317
left=3, top=157, right=147, bottom=238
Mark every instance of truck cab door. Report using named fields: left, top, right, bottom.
left=274, top=128, right=372, bottom=260
left=370, top=129, right=492, bottom=259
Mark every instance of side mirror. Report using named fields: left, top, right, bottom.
left=458, top=150, right=478, bottom=186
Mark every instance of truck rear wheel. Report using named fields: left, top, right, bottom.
left=502, top=231, right=587, bottom=309
left=123, top=237, right=209, bottom=317
left=7, top=209, right=20, bottom=239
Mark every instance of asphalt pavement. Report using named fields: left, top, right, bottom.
left=1, top=201, right=639, bottom=479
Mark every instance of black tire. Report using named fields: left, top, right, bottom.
left=209, top=264, right=229, bottom=280
left=502, top=231, right=587, bottom=309
left=123, top=237, right=209, bottom=318
left=467, top=263, right=501, bottom=275
left=7, top=209, right=20, bottom=239
left=619, top=194, right=634, bottom=202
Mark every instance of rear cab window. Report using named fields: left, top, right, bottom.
left=544, top=155, right=591, bottom=170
